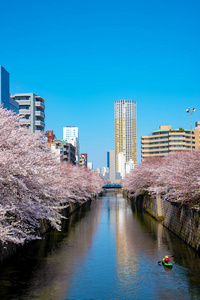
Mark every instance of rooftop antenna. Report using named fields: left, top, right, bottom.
left=15, top=82, right=22, bottom=93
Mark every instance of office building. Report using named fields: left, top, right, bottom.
left=11, top=93, right=45, bottom=133
left=63, top=126, right=80, bottom=163
left=0, top=66, right=19, bottom=113
left=115, top=100, right=137, bottom=171
left=141, top=124, right=200, bottom=159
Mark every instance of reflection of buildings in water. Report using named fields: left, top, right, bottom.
left=23, top=199, right=103, bottom=300
left=114, top=198, right=139, bottom=284
left=113, top=196, right=165, bottom=288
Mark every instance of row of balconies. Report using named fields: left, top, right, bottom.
left=19, top=110, right=44, bottom=118
left=35, top=101, right=45, bottom=109
left=142, top=137, right=195, bottom=143
left=142, top=142, right=195, bottom=148
left=142, top=133, right=193, bottom=140
left=35, top=120, right=45, bottom=128
left=18, top=101, right=44, bottom=109
left=142, top=146, right=194, bottom=153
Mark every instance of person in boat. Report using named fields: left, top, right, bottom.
left=163, top=255, right=171, bottom=263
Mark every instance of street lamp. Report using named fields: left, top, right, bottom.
left=186, top=107, right=196, bottom=152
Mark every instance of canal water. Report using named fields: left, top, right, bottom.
left=0, top=192, right=200, bottom=299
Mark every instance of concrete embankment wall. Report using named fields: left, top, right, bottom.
left=0, top=200, right=91, bottom=264
left=125, top=192, right=200, bottom=254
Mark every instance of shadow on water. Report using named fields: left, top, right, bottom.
left=0, top=201, right=93, bottom=300
left=129, top=199, right=200, bottom=298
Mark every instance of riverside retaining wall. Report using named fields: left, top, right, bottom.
left=0, top=199, right=91, bottom=264
left=126, top=192, right=200, bottom=254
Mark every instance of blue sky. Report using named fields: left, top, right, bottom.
left=1, top=0, right=200, bottom=169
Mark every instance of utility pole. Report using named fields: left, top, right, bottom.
left=186, top=107, right=196, bottom=152
left=15, top=82, right=22, bottom=93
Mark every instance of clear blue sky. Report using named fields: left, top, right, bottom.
left=1, top=0, right=200, bottom=169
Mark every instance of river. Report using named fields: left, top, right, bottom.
left=0, top=192, right=200, bottom=299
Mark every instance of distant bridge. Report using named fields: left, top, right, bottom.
left=103, top=183, right=122, bottom=189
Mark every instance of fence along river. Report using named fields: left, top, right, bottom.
left=0, top=191, right=200, bottom=299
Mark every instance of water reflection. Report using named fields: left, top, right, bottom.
left=0, top=193, right=199, bottom=299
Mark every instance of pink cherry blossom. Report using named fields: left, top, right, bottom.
left=0, top=107, right=103, bottom=244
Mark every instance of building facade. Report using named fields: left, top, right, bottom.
left=141, top=124, right=200, bottom=159
left=53, top=140, right=76, bottom=164
left=115, top=100, right=137, bottom=171
left=63, top=126, right=80, bottom=163
left=11, top=93, right=45, bottom=133
left=87, top=162, right=93, bottom=170
left=125, top=159, right=136, bottom=175
left=109, top=150, right=116, bottom=183
left=79, top=153, right=87, bottom=167
left=79, top=154, right=87, bottom=167
left=117, top=152, right=125, bottom=179
left=0, top=66, right=19, bottom=113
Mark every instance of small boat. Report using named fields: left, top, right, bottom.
left=162, top=258, right=173, bottom=268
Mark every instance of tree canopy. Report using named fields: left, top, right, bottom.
left=0, top=107, right=103, bottom=244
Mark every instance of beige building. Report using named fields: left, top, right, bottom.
left=115, top=100, right=137, bottom=171
left=141, top=122, right=200, bottom=159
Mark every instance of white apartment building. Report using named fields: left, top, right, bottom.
left=11, top=93, right=45, bottom=133
left=87, top=162, right=93, bottom=170
left=117, top=152, right=125, bottom=179
left=63, top=126, right=80, bottom=163
left=109, top=150, right=116, bottom=183
left=125, top=159, right=136, bottom=175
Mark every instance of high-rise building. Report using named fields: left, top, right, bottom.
left=0, top=66, right=19, bottom=113
left=115, top=100, right=137, bottom=171
left=11, top=93, right=45, bottom=133
left=108, top=150, right=116, bottom=183
left=63, top=126, right=80, bottom=163
left=0, top=66, right=10, bottom=110
left=141, top=124, right=200, bottom=159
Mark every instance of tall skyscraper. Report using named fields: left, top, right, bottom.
left=0, top=66, right=19, bottom=113
left=115, top=100, right=137, bottom=171
left=0, top=66, right=9, bottom=110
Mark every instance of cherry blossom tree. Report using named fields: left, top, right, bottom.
left=122, top=157, right=165, bottom=196
left=0, top=107, right=103, bottom=244
left=123, top=150, right=200, bottom=208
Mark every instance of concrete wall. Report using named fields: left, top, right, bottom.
left=0, top=199, right=91, bottom=264
left=126, top=191, right=200, bottom=254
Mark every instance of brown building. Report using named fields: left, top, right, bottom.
left=141, top=122, right=200, bottom=159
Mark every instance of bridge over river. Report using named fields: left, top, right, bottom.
left=103, top=183, right=122, bottom=189
left=0, top=191, right=200, bottom=299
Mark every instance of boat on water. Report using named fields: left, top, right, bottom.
left=162, top=258, right=173, bottom=268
